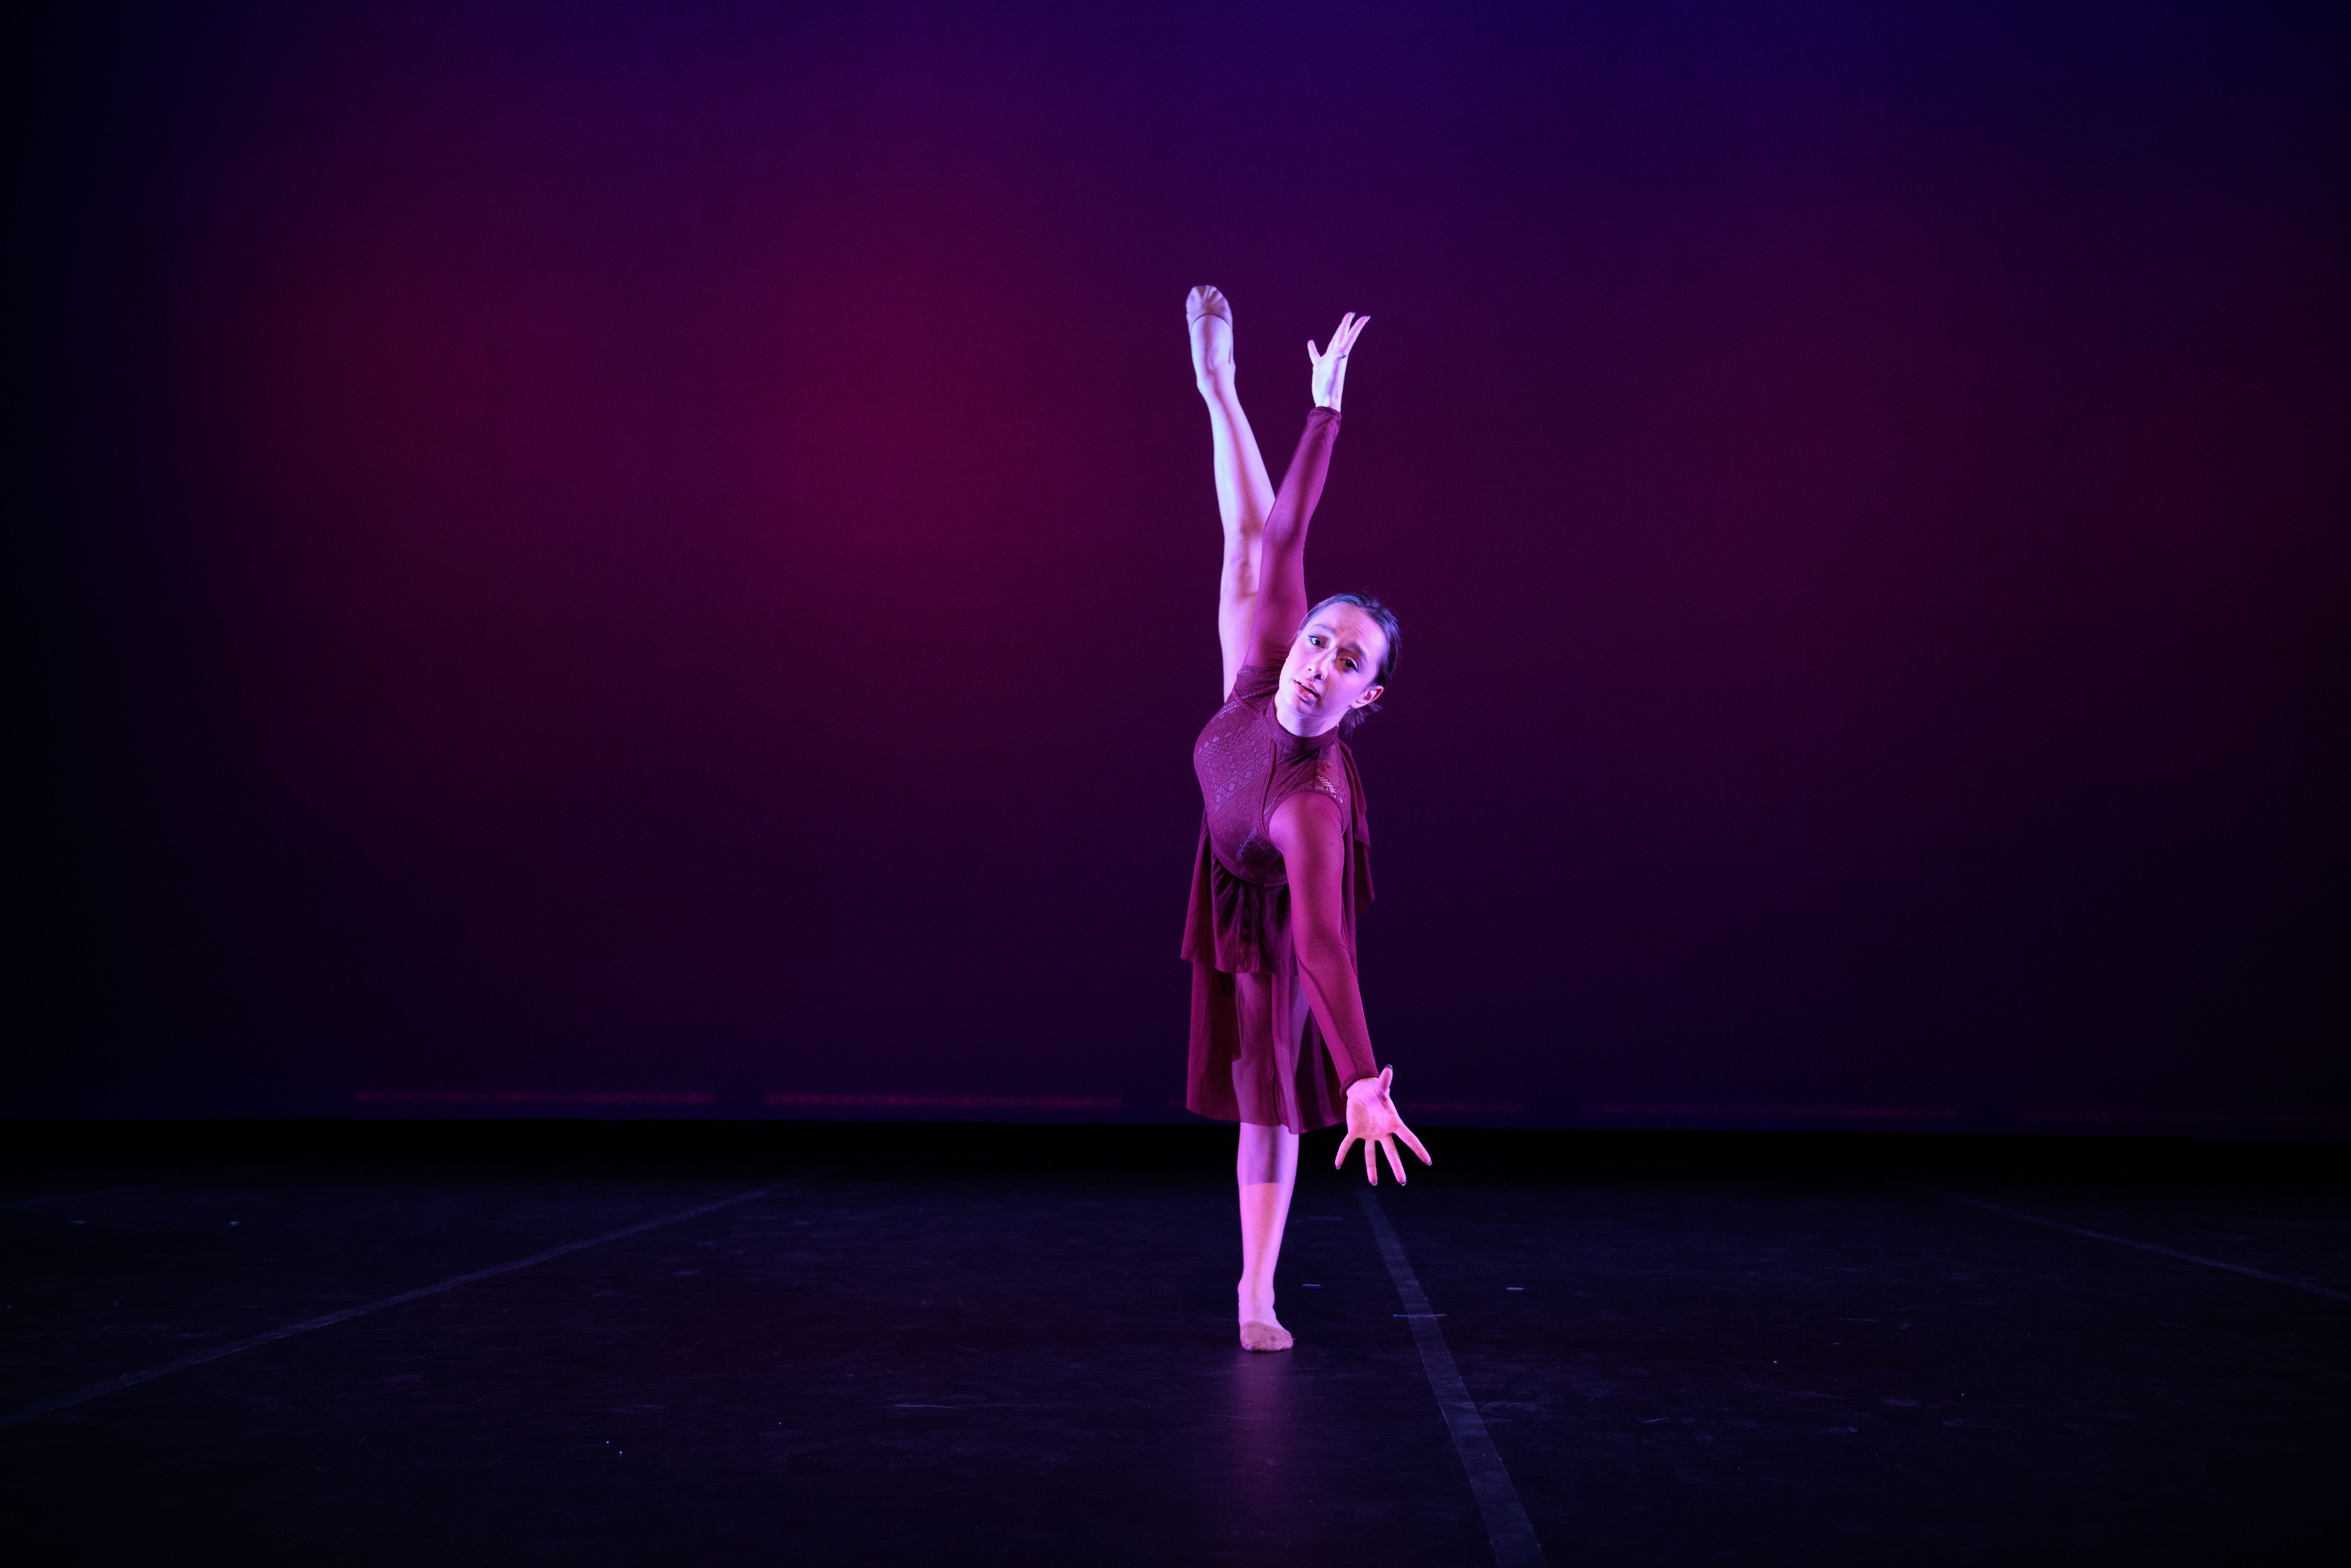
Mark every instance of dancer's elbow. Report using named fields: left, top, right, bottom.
left=1292, top=931, right=1358, bottom=986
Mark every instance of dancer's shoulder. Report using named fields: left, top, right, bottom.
left=1229, top=663, right=1282, bottom=705
left=1306, top=751, right=1352, bottom=814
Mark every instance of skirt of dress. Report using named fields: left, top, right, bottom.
left=1187, top=960, right=1352, bottom=1132
left=1181, top=825, right=1353, bottom=1133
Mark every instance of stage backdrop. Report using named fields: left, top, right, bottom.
left=22, top=0, right=2348, bottom=1131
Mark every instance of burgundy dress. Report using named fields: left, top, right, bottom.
left=1180, top=408, right=1381, bottom=1133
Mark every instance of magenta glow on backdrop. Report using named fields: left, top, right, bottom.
left=22, top=0, right=2349, bottom=1128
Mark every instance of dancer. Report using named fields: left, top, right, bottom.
left=1181, top=286, right=1431, bottom=1354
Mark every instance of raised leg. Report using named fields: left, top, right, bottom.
left=1189, top=286, right=1279, bottom=696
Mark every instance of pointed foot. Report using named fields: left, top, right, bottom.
left=1186, top=285, right=1235, bottom=384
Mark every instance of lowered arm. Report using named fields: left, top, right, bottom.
left=1268, top=790, right=1430, bottom=1184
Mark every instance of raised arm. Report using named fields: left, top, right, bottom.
left=1267, top=789, right=1430, bottom=1185
left=1242, top=313, right=1370, bottom=673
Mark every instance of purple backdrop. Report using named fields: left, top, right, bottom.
left=22, top=0, right=2349, bottom=1130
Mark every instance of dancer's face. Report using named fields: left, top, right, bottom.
left=1274, top=605, right=1388, bottom=737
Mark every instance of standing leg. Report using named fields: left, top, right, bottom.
left=1189, top=286, right=1279, bottom=697
left=1236, top=1120, right=1301, bottom=1351
left=1232, top=968, right=1299, bottom=1351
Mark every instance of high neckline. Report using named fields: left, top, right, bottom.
left=1273, top=708, right=1342, bottom=753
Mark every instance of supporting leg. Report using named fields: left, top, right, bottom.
left=1236, top=1119, right=1300, bottom=1352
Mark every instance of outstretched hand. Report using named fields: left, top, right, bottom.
left=1308, top=312, right=1370, bottom=412
left=1335, top=1066, right=1432, bottom=1185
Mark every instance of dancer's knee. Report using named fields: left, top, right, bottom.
left=1235, top=1119, right=1298, bottom=1186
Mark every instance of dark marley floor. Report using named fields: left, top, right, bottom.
left=2, top=1123, right=2345, bottom=1566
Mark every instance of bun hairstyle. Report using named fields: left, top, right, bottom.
left=1306, top=591, right=1402, bottom=732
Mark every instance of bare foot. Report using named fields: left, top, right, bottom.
left=1238, top=1284, right=1292, bottom=1352
left=1239, top=1318, right=1294, bottom=1353
left=1187, top=285, right=1235, bottom=388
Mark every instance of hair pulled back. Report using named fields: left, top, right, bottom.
left=1305, top=591, right=1402, bottom=732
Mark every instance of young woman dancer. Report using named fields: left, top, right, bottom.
left=1181, top=286, right=1431, bottom=1353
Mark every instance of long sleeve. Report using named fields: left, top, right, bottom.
left=1294, top=926, right=1380, bottom=1092
left=1242, top=408, right=1342, bottom=672
left=1269, top=790, right=1380, bottom=1091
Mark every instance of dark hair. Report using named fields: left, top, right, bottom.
left=1305, top=591, right=1402, bottom=731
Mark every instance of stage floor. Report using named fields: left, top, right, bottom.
left=3, top=1126, right=2343, bottom=1564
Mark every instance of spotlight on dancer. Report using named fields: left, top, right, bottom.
left=1179, top=286, right=1432, bottom=1355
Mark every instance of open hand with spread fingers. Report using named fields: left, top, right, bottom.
left=1335, top=1066, right=1432, bottom=1185
left=1308, top=311, right=1369, bottom=412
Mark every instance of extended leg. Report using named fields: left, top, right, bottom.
left=1190, top=287, right=1276, bottom=533
left=1188, top=286, right=1278, bottom=696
